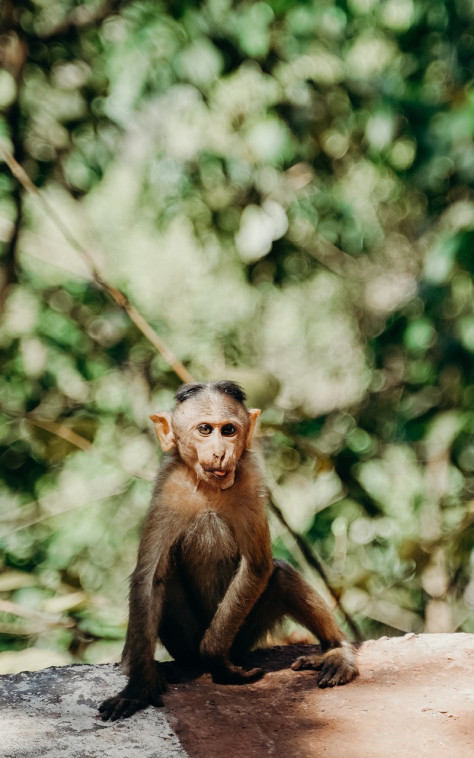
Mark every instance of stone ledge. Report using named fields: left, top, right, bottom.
left=1, top=633, right=473, bottom=758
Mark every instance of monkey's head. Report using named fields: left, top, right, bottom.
left=150, top=381, right=261, bottom=490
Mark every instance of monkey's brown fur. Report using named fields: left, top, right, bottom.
left=98, top=381, right=358, bottom=721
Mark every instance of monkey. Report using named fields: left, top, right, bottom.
left=98, top=381, right=358, bottom=721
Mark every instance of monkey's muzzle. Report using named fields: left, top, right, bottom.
left=200, top=466, right=235, bottom=489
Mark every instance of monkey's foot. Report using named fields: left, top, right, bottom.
left=210, top=661, right=264, bottom=685
left=291, top=643, right=358, bottom=688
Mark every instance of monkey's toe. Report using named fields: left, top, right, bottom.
left=291, top=654, right=323, bottom=671
left=292, top=652, right=358, bottom=688
left=317, top=662, right=346, bottom=688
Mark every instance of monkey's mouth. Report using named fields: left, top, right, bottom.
left=208, top=469, right=229, bottom=480
left=197, top=464, right=235, bottom=488
left=201, top=467, right=234, bottom=486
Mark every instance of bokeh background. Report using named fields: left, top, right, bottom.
left=0, top=0, right=473, bottom=673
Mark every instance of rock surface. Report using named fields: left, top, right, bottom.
left=1, top=633, right=473, bottom=758
left=1, top=663, right=186, bottom=758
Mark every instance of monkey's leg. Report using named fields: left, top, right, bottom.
left=233, top=559, right=358, bottom=688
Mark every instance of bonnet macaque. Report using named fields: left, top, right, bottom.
left=99, top=381, right=357, bottom=721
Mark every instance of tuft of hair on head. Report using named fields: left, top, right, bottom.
left=174, top=383, right=207, bottom=404
left=174, top=381, right=247, bottom=406
left=212, top=380, right=247, bottom=405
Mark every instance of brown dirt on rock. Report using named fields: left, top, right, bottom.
left=164, top=633, right=474, bottom=758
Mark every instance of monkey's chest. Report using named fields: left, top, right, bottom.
left=174, top=511, right=239, bottom=607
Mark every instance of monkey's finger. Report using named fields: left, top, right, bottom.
left=240, top=666, right=264, bottom=682
left=113, top=701, right=139, bottom=720
left=99, top=697, right=134, bottom=721
left=211, top=665, right=264, bottom=685
left=98, top=697, right=120, bottom=721
left=118, top=699, right=150, bottom=719
left=98, top=696, right=153, bottom=721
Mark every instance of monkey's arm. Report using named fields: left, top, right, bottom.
left=200, top=550, right=273, bottom=683
left=98, top=554, right=170, bottom=721
left=99, top=505, right=184, bottom=721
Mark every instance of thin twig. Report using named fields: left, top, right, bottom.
left=0, top=144, right=195, bottom=384
left=21, top=412, right=155, bottom=481
left=26, top=416, right=93, bottom=451
left=306, top=234, right=360, bottom=278
left=269, top=496, right=361, bottom=641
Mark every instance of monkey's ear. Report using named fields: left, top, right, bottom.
left=246, top=408, right=261, bottom=449
left=150, top=412, right=176, bottom=452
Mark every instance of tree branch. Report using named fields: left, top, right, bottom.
left=0, top=145, right=195, bottom=384
left=25, top=416, right=93, bottom=452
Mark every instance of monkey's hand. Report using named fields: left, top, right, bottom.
left=209, top=658, right=264, bottom=685
left=98, top=667, right=167, bottom=721
left=200, top=640, right=263, bottom=685
left=291, top=642, right=358, bottom=688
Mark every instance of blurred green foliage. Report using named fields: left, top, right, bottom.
left=0, top=0, right=472, bottom=672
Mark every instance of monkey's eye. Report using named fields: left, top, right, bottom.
left=197, top=424, right=213, bottom=436
left=221, top=424, right=237, bottom=437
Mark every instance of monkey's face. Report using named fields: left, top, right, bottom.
left=150, top=391, right=260, bottom=490
left=174, top=397, right=249, bottom=490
